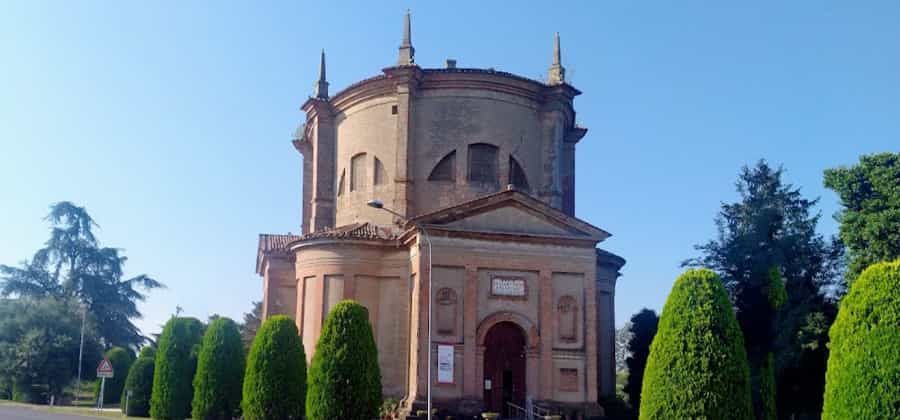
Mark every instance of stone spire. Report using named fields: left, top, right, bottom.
left=548, top=32, right=565, bottom=85
left=397, top=10, right=415, bottom=66
left=314, top=49, right=329, bottom=99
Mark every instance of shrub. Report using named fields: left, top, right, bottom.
left=307, top=300, right=382, bottom=420
left=121, top=347, right=156, bottom=417
left=822, top=260, right=900, bottom=419
left=639, top=269, right=753, bottom=420
left=192, top=317, right=245, bottom=420
left=94, top=347, right=134, bottom=404
left=241, top=315, right=306, bottom=420
left=150, top=317, right=204, bottom=420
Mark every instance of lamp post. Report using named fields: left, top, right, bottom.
left=367, top=199, right=432, bottom=420
left=76, top=302, right=87, bottom=403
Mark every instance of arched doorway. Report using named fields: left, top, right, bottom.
left=483, top=321, right=526, bottom=416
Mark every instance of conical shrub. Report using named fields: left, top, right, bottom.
left=306, top=300, right=382, bottom=420
left=241, top=315, right=306, bottom=420
left=94, top=346, right=134, bottom=404
left=640, top=269, right=753, bottom=420
left=150, top=317, right=204, bottom=420
left=121, top=347, right=155, bottom=417
left=192, top=317, right=245, bottom=420
left=822, top=260, right=900, bottom=419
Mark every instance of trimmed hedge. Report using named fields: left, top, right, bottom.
left=639, top=269, right=753, bottom=420
left=122, top=347, right=156, bottom=417
left=241, top=315, right=306, bottom=420
left=822, top=260, right=900, bottom=419
left=307, top=300, right=382, bottom=420
left=192, top=317, right=245, bottom=420
left=150, top=317, right=204, bottom=420
left=94, top=347, right=134, bottom=404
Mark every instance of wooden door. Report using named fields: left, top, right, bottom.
left=482, top=321, right=526, bottom=416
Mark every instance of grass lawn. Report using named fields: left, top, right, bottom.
left=0, top=399, right=145, bottom=419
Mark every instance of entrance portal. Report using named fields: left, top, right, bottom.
left=483, top=321, right=526, bottom=416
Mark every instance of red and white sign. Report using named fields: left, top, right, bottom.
left=96, top=358, right=114, bottom=378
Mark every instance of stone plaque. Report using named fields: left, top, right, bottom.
left=491, top=277, right=526, bottom=297
left=559, top=368, right=578, bottom=392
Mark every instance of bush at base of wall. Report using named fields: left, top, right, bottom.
left=241, top=315, right=306, bottom=420
left=306, top=300, right=382, bottom=420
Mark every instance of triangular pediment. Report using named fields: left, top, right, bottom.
left=410, top=189, right=610, bottom=242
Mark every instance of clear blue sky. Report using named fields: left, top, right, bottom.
left=2, top=1, right=898, bottom=336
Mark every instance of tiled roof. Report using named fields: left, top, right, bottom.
left=258, top=223, right=397, bottom=255
left=422, top=67, right=548, bottom=87
left=300, top=222, right=398, bottom=242
left=258, top=233, right=302, bottom=253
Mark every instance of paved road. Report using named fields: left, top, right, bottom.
left=0, top=405, right=102, bottom=419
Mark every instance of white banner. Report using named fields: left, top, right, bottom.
left=437, top=344, right=454, bottom=383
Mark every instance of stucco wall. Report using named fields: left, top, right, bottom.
left=335, top=98, right=398, bottom=226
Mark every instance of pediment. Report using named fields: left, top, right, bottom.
left=411, top=189, right=610, bottom=242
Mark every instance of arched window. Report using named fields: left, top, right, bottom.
left=373, top=157, right=387, bottom=186
left=557, top=295, right=578, bottom=342
left=337, top=169, right=346, bottom=196
left=436, top=288, right=458, bottom=335
left=509, top=156, right=529, bottom=191
left=468, top=143, right=498, bottom=184
left=350, top=153, right=367, bottom=191
left=428, top=151, right=456, bottom=182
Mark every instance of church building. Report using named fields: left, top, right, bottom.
left=256, top=12, right=625, bottom=418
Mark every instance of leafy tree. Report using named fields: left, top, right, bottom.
left=685, top=160, right=842, bottom=418
left=192, top=317, right=245, bottom=420
left=0, top=297, right=102, bottom=403
left=615, top=322, right=632, bottom=374
left=240, top=301, right=262, bottom=351
left=623, top=308, right=658, bottom=412
left=242, top=315, right=306, bottom=420
left=824, top=152, right=900, bottom=281
left=639, top=269, right=752, bottom=420
left=822, top=260, right=900, bottom=419
left=94, top=346, right=135, bottom=404
left=0, top=202, right=163, bottom=349
left=122, top=346, right=156, bottom=417
left=307, top=300, right=382, bottom=420
left=150, top=317, right=204, bottom=420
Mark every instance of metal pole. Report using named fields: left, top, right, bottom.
left=419, top=225, right=433, bottom=420
left=76, top=303, right=86, bottom=403
left=98, top=377, right=105, bottom=412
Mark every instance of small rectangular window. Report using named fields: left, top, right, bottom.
left=391, top=105, right=398, bottom=115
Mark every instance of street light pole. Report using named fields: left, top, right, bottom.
left=76, top=302, right=87, bottom=403
left=367, top=200, right=432, bottom=420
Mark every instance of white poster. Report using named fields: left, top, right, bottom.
left=437, top=344, right=454, bottom=383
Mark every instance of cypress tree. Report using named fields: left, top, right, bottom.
left=94, top=346, right=135, bottom=404
left=122, top=347, right=156, bottom=417
left=306, top=300, right=382, bottom=420
left=241, top=315, right=306, bottom=420
left=623, top=308, right=658, bottom=412
left=192, top=317, right=245, bottom=420
left=640, top=269, right=753, bottom=420
left=150, top=317, right=204, bottom=420
left=822, top=260, right=900, bottom=419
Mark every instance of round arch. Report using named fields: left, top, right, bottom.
left=476, top=311, right=540, bottom=349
